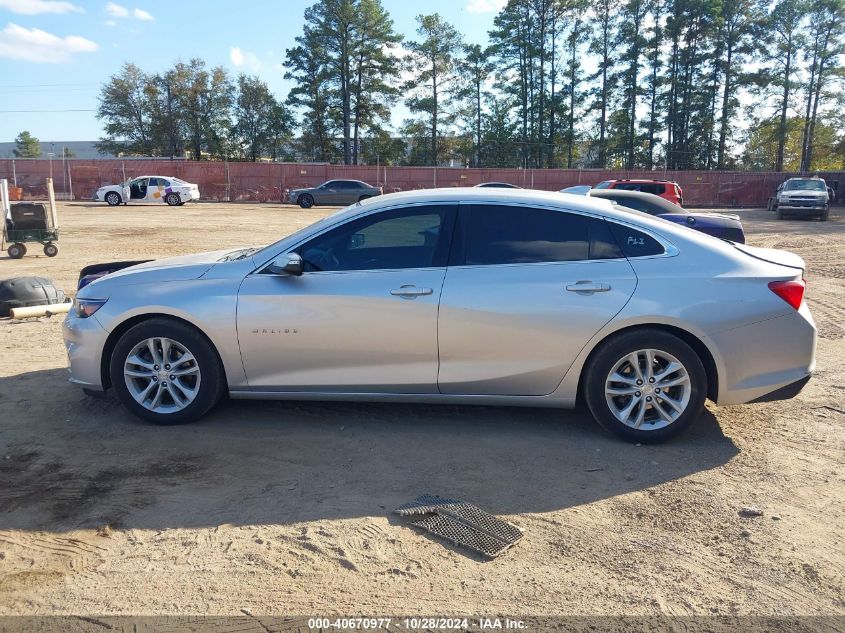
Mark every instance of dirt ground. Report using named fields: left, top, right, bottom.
left=0, top=201, right=843, bottom=618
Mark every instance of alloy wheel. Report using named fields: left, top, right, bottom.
left=604, top=348, right=691, bottom=430
left=123, top=337, right=202, bottom=414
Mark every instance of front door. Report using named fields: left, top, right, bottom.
left=237, top=204, right=456, bottom=392
left=129, top=178, right=148, bottom=202
left=437, top=203, right=637, bottom=396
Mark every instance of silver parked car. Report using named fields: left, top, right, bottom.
left=287, top=179, right=382, bottom=208
left=64, top=189, right=816, bottom=441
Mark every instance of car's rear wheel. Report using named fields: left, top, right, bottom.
left=298, top=194, right=314, bottom=209
left=105, top=192, right=121, bottom=206
left=109, top=318, right=225, bottom=425
left=165, top=192, right=181, bottom=206
left=584, top=330, right=706, bottom=442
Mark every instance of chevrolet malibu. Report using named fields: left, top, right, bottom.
left=64, top=189, right=816, bottom=441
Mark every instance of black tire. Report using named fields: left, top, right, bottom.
left=776, top=206, right=784, bottom=220
left=165, top=192, right=181, bottom=206
left=821, top=206, right=830, bottom=221
left=298, top=194, right=314, bottom=209
left=105, top=192, right=121, bottom=206
left=7, top=243, right=26, bottom=259
left=109, top=318, right=225, bottom=425
left=583, top=329, right=707, bottom=442
left=358, top=195, right=371, bottom=203
left=43, top=243, right=58, bottom=257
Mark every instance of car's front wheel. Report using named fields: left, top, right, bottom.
left=584, top=329, right=706, bottom=442
left=105, top=192, right=121, bottom=206
left=298, top=194, right=314, bottom=209
left=109, top=318, right=225, bottom=425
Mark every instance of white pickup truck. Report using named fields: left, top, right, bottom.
left=768, top=177, right=830, bottom=221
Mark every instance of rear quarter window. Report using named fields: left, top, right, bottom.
left=607, top=222, right=665, bottom=257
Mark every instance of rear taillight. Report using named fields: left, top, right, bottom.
left=768, top=279, right=805, bottom=310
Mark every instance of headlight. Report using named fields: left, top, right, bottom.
left=75, top=298, right=108, bottom=318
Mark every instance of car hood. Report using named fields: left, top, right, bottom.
left=79, top=249, right=235, bottom=294
left=781, top=189, right=827, bottom=197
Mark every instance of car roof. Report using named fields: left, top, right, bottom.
left=588, top=188, right=679, bottom=204
left=608, top=178, right=676, bottom=184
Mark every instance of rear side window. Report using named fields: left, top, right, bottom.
left=607, top=222, right=665, bottom=257
left=459, top=205, right=622, bottom=265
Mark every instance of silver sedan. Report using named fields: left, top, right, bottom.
left=64, top=189, right=816, bottom=441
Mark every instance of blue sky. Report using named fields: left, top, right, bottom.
left=0, top=0, right=506, bottom=143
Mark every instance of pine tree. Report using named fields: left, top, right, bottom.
left=13, top=130, right=41, bottom=158
left=402, top=13, right=464, bottom=166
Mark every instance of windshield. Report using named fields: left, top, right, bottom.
left=784, top=179, right=826, bottom=191
left=594, top=181, right=612, bottom=189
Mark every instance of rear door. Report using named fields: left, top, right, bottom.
left=437, top=203, right=637, bottom=396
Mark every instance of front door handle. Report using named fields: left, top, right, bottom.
left=390, top=285, right=433, bottom=299
left=566, top=281, right=611, bottom=294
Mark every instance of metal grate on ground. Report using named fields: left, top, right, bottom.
left=394, top=494, right=523, bottom=558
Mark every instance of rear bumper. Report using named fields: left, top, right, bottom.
left=749, top=374, right=811, bottom=403
left=710, top=302, right=816, bottom=405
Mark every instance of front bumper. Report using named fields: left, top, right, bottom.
left=91, top=192, right=101, bottom=201
left=778, top=203, right=827, bottom=213
left=710, top=302, right=817, bottom=405
left=62, top=311, right=110, bottom=391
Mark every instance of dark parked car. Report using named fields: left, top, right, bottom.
left=288, top=180, right=382, bottom=208
left=585, top=189, right=746, bottom=243
left=474, top=182, right=522, bottom=188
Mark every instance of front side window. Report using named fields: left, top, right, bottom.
left=296, top=205, right=453, bottom=272
left=459, top=205, right=622, bottom=265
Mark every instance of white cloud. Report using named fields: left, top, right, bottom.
left=229, top=46, right=261, bottom=71
left=0, top=0, right=83, bottom=14
left=466, top=0, right=505, bottom=13
left=132, top=7, right=152, bottom=20
left=0, top=22, right=97, bottom=63
left=105, top=1, right=127, bottom=17
left=104, top=18, right=115, bottom=26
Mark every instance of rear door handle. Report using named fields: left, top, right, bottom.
left=566, top=281, right=611, bottom=294
left=390, top=285, right=433, bottom=299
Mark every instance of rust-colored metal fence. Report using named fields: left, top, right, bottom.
left=1, top=159, right=843, bottom=207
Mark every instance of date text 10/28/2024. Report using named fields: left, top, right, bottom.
left=308, top=618, right=526, bottom=630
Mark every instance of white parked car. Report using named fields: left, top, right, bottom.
left=92, top=176, right=200, bottom=207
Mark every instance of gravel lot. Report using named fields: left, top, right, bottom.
left=0, top=201, right=843, bottom=617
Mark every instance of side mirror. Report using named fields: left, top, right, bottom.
left=264, top=252, right=303, bottom=276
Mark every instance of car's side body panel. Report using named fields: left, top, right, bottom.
left=437, top=258, right=637, bottom=396
left=66, top=188, right=816, bottom=417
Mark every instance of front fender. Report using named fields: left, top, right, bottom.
left=93, top=278, right=248, bottom=389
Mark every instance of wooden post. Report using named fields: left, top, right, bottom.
left=47, top=177, right=59, bottom=229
